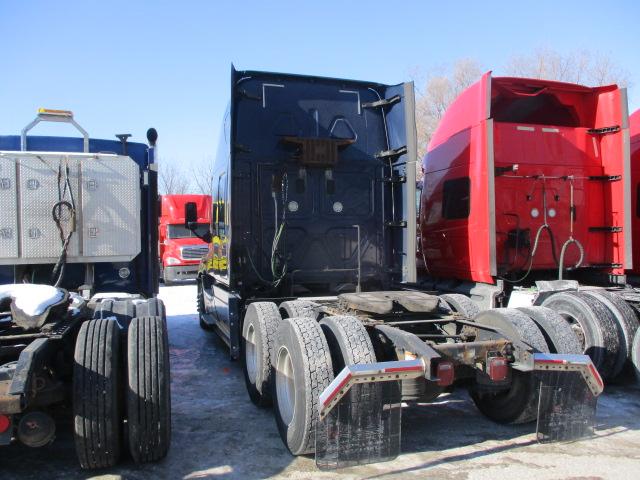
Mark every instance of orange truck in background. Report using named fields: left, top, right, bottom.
left=159, top=194, right=211, bottom=285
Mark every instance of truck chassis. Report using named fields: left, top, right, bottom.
left=215, top=292, right=603, bottom=469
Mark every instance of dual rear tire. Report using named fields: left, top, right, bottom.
left=73, top=302, right=171, bottom=469
left=541, top=291, right=636, bottom=380
left=241, top=302, right=376, bottom=456
left=471, top=306, right=583, bottom=424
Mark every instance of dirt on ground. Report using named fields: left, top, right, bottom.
left=1, top=284, right=639, bottom=479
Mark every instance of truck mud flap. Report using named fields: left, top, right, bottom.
left=315, top=360, right=424, bottom=470
left=533, top=353, right=603, bottom=443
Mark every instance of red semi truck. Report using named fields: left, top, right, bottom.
left=630, top=109, right=640, bottom=375
left=159, top=194, right=211, bottom=285
left=630, top=109, right=640, bottom=278
left=420, top=73, right=638, bottom=382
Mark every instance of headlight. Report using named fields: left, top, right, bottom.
left=166, top=257, right=181, bottom=265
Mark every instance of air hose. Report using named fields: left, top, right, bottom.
left=247, top=173, right=288, bottom=288
left=558, top=179, right=584, bottom=280
left=501, top=222, right=553, bottom=283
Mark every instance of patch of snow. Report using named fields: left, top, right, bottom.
left=158, top=285, right=198, bottom=317
left=91, top=292, right=142, bottom=301
left=0, top=284, right=66, bottom=316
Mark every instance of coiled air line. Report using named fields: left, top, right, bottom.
left=558, top=177, right=584, bottom=280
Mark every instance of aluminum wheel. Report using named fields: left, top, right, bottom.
left=275, top=346, right=295, bottom=425
left=245, top=324, right=257, bottom=384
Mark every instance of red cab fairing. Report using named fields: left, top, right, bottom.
left=421, top=73, right=630, bottom=284
left=630, top=110, right=640, bottom=274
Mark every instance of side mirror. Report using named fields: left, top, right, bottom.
left=185, top=202, right=198, bottom=230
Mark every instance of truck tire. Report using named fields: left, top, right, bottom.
left=632, top=329, right=640, bottom=383
left=471, top=309, right=548, bottom=424
left=241, top=302, right=281, bottom=407
left=162, top=270, right=173, bottom=287
left=73, top=318, right=122, bottom=469
left=92, top=299, right=135, bottom=327
left=581, top=290, right=639, bottom=377
left=279, top=300, right=320, bottom=320
left=197, top=280, right=213, bottom=331
left=439, top=293, right=480, bottom=319
left=127, top=316, right=171, bottom=463
left=516, top=306, right=581, bottom=354
left=541, top=291, right=620, bottom=380
left=135, top=298, right=166, bottom=321
left=272, top=317, right=333, bottom=455
left=319, top=316, right=375, bottom=371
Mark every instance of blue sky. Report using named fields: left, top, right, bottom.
left=1, top=0, right=638, bottom=167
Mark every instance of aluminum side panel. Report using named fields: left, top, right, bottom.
left=81, top=158, right=141, bottom=259
left=19, top=156, right=80, bottom=259
left=0, top=157, right=18, bottom=258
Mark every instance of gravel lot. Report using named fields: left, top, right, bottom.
left=1, top=284, right=640, bottom=479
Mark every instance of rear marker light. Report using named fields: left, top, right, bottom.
left=0, top=414, right=10, bottom=434
left=488, top=357, right=509, bottom=382
left=436, top=361, right=454, bottom=387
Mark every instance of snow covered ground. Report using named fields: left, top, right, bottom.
left=1, top=284, right=640, bottom=479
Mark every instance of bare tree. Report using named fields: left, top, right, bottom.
left=504, top=48, right=630, bottom=88
left=190, top=157, right=215, bottom=195
left=412, top=49, right=630, bottom=177
left=413, top=59, right=483, bottom=160
left=159, top=161, right=191, bottom=195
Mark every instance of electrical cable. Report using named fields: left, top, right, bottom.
left=50, top=160, right=77, bottom=287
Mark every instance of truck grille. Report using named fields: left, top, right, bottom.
left=180, top=245, right=209, bottom=260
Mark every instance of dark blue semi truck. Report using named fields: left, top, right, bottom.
left=192, top=68, right=604, bottom=468
left=0, top=109, right=170, bottom=468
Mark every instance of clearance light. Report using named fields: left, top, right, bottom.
left=0, top=414, right=10, bottom=434
left=38, top=108, right=73, bottom=117
left=487, top=357, right=509, bottom=382
left=436, top=361, right=455, bottom=387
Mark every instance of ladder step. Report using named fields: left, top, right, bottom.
left=589, top=226, right=623, bottom=233
left=362, top=95, right=401, bottom=109
left=385, top=221, right=407, bottom=228
left=375, top=146, right=407, bottom=161
left=381, top=176, right=406, bottom=184
left=588, top=175, right=621, bottom=182
left=587, top=126, right=620, bottom=135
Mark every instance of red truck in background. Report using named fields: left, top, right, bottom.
left=159, top=194, right=211, bottom=285
left=630, top=109, right=640, bottom=277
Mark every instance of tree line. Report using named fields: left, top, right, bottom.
left=160, top=48, right=631, bottom=194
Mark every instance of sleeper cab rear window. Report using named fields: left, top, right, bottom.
left=442, top=177, right=470, bottom=219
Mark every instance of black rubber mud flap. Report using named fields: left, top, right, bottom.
left=536, top=370, right=597, bottom=442
left=315, top=381, right=402, bottom=470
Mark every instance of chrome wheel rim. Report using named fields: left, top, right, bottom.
left=276, top=346, right=295, bottom=425
left=245, top=324, right=258, bottom=384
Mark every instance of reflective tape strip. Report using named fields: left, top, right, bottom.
left=318, top=359, right=425, bottom=419
left=533, top=353, right=604, bottom=396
